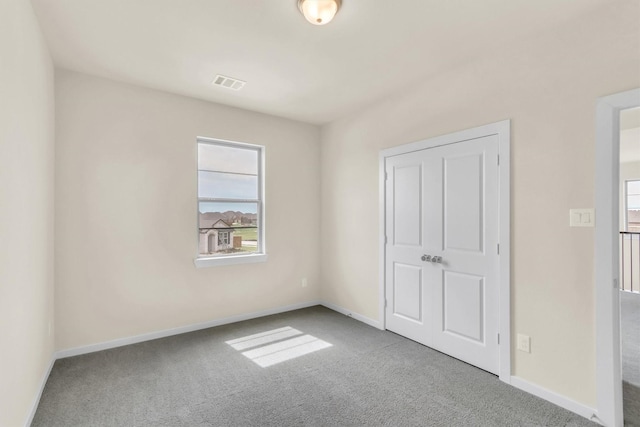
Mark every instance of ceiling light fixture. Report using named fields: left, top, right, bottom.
left=298, top=0, right=341, bottom=25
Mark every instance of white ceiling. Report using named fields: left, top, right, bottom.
left=31, top=0, right=608, bottom=125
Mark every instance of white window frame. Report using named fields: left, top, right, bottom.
left=194, top=137, right=267, bottom=268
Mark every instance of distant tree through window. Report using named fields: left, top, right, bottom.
left=197, top=138, right=264, bottom=258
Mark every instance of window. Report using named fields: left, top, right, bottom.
left=218, top=231, right=230, bottom=246
left=195, top=138, right=266, bottom=267
left=626, top=180, right=640, bottom=232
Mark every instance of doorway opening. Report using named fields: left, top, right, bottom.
left=619, top=107, right=640, bottom=425
left=595, top=88, right=640, bottom=427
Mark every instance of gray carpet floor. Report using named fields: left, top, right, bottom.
left=621, top=291, right=640, bottom=426
left=33, top=306, right=597, bottom=426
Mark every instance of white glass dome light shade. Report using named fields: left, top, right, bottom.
left=298, top=0, right=342, bottom=25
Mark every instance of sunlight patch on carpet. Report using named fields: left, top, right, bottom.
left=226, top=327, right=332, bottom=367
left=226, top=326, right=303, bottom=351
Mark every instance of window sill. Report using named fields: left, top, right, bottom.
left=194, top=253, right=268, bottom=268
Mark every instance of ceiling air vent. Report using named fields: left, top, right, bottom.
left=212, top=74, right=246, bottom=91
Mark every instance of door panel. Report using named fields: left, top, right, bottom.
left=385, top=135, right=499, bottom=374
left=393, top=263, right=422, bottom=322
left=443, top=271, right=484, bottom=342
left=385, top=153, right=433, bottom=345
left=444, top=153, right=483, bottom=253
left=393, top=165, right=422, bottom=247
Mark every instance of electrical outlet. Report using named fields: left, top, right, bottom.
left=301, top=278, right=308, bottom=288
left=517, top=333, right=531, bottom=353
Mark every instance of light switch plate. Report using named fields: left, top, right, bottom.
left=569, top=208, right=595, bottom=227
left=517, top=333, right=531, bottom=353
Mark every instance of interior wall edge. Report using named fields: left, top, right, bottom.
left=320, top=301, right=383, bottom=330
left=24, top=356, right=56, bottom=427
left=0, top=0, right=56, bottom=425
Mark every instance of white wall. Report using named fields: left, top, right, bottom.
left=0, top=1, right=55, bottom=425
left=55, top=70, right=321, bottom=351
left=320, top=1, right=640, bottom=407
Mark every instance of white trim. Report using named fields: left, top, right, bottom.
left=379, top=120, right=511, bottom=382
left=380, top=121, right=508, bottom=157
left=24, top=355, right=56, bottom=427
left=197, top=136, right=264, bottom=151
left=55, top=300, right=319, bottom=359
left=496, top=120, right=511, bottom=382
left=510, top=376, right=601, bottom=425
left=194, top=253, right=268, bottom=268
left=320, top=301, right=383, bottom=330
left=378, top=153, right=387, bottom=330
left=595, top=88, right=640, bottom=427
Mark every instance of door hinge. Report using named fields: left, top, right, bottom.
left=384, top=235, right=388, bottom=244
left=497, top=244, right=500, bottom=254
left=497, top=333, right=500, bottom=345
left=384, top=171, right=388, bottom=181
left=385, top=299, right=388, bottom=308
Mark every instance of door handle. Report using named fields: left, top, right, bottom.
left=421, top=254, right=431, bottom=262
left=421, top=255, right=443, bottom=263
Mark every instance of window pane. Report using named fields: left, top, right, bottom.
left=199, top=202, right=259, bottom=256
left=628, top=194, right=640, bottom=210
left=628, top=180, right=640, bottom=194
left=198, top=171, right=258, bottom=200
left=198, top=143, right=258, bottom=175
left=628, top=211, right=640, bottom=232
left=627, top=181, right=640, bottom=232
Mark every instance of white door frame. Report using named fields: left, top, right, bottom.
left=378, top=120, right=511, bottom=382
left=595, top=88, right=640, bottom=427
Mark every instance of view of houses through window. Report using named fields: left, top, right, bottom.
left=197, top=139, right=263, bottom=257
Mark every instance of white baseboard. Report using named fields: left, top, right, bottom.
left=25, top=355, right=55, bottom=427
left=320, top=301, right=383, bottom=330
left=510, top=376, right=602, bottom=425
left=56, top=300, right=321, bottom=359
